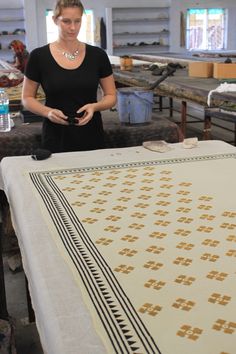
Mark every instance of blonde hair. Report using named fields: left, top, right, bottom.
left=54, top=0, right=84, bottom=18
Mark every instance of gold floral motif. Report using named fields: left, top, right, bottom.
left=156, top=200, right=171, bottom=206
left=105, top=215, right=121, bottom=222
left=212, top=319, right=236, bottom=334
left=90, top=207, right=105, bottom=213
left=134, top=203, right=149, bottom=208
left=112, top=205, right=127, bottom=211
left=177, top=325, right=203, bottom=340
left=174, top=275, right=196, bottom=285
left=82, top=185, right=95, bottom=190
left=160, top=184, right=174, bottom=189
left=220, top=223, right=236, bottom=230
left=176, top=207, right=191, bottom=213
left=62, top=187, right=75, bottom=191
left=154, top=220, right=171, bottom=227
left=81, top=217, right=97, bottom=224
left=102, top=183, right=116, bottom=188
left=200, top=253, right=219, bottom=262
left=202, top=239, right=220, bottom=247
left=96, top=238, right=113, bottom=246
left=198, top=204, right=212, bottom=210
left=154, top=210, right=169, bottom=216
left=208, top=293, right=231, bottom=305
left=137, top=194, right=152, bottom=200
left=149, top=231, right=167, bottom=239
left=172, top=298, right=195, bottom=311
left=71, top=201, right=85, bottom=207
left=128, top=223, right=145, bottom=230
left=179, top=182, right=192, bottom=187
left=160, top=170, right=172, bottom=174
left=119, top=248, right=138, bottom=257
left=199, top=196, right=213, bottom=201
left=120, top=188, right=134, bottom=194
left=177, top=198, right=192, bottom=203
left=141, top=179, right=154, bottom=184
left=114, top=264, right=134, bottom=274
left=200, top=214, right=215, bottom=220
left=143, top=261, right=163, bottom=270
left=144, top=279, right=166, bottom=290
left=177, top=217, right=193, bottom=224
left=117, top=197, right=130, bottom=202
left=227, top=235, right=236, bottom=242
left=174, top=229, right=191, bottom=237
left=92, top=199, right=107, bottom=205
left=139, top=303, right=162, bottom=316
left=197, top=225, right=214, bottom=233
left=156, top=192, right=170, bottom=197
left=130, top=212, right=146, bottom=219
left=173, top=257, right=192, bottom=266
left=121, top=235, right=138, bottom=242
left=89, top=178, right=101, bottom=182
left=177, top=190, right=190, bottom=195
left=98, top=190, right=112, bottom=196
left=226, top=249, right=236, bottom=257
left=146, top=245, right=165, bottom=254
left=160, top=177, right=172, bottom=181
left=176, top=242, right=194, bottom=250
left=78, top=192, right=91, bottom=198
left=222, top=211, right=236, bottom=218
left=207, top=271, right=228, bottom=281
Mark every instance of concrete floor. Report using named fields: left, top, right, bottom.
left=3, top=254, right=43, bottom=354
left=2, top=105, right=235, bottom=354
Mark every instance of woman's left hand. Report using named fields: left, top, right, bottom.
left=76, top=104, right=95, bottom=125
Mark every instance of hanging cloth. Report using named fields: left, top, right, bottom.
left=100, top=17, right=107, bottom=49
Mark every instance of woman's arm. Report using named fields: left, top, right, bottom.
left=22, top=77, right=68, bottom=124
left=77, top=74, right=117, bottom=126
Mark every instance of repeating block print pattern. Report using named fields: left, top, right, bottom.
left=30, top=154, right=236, bottom=354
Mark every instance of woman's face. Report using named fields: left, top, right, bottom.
left=54, top=7, right=83, bottom=41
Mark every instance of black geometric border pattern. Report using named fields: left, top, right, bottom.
left=29, top=153, right=235, bottom=354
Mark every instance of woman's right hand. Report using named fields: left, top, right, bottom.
left=47, top=109, right=68, bottom=125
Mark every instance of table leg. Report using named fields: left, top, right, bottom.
left=0, top=219, right=8, bottom=320
left=169, top=97, right=173, bottom=117
left=25, top=275, right=35, bottom=323
left=203, top=110, right=212, bottom=140
left=180, top=101, right=187, bottom=137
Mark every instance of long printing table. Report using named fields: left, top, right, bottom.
left=0, top=140, right=236, bottom=354
left=113, top=65, right=236, bottom=139
left=0, top=115, right=181, bottom=161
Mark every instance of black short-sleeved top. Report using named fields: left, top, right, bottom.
left=25, top=43, right=113, bottom=152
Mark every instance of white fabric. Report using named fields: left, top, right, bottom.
left=0, top=141, right=236, bottom=354
left=207, top=82, right=236, bottom=106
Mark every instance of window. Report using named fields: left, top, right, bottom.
left=186, top=8, right=226, bottom=51
left=45, top=9, right=94, bottom=44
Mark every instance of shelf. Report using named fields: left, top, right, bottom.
left=113, top=31, right=169, bottom=36
left=114, top=44, right=169, bottom=49
left=0, top=32, right=25, bottom=36
left=0, top=6, right=26, bottom=62
left=0, top=18, right=24, bottom=22
left=106, top=6, right=170, bottom=56
left=113, top=17, right=169, bottom=23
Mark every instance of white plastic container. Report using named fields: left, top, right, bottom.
left=0, top=88, right=11, bottom=132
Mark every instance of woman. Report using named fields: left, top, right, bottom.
left=9, top=40, right=29, bottom=73
left=22, top=0, right=117, bottom=153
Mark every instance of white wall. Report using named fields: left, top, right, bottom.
left=24, top=0, right=171, bottom=51
left=24, top=0, right=236, bottom=53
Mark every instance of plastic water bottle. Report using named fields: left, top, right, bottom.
left=0, top=88, right=11, bottom=132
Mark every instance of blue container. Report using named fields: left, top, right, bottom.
left=117, top=87, right=153, bottom=125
